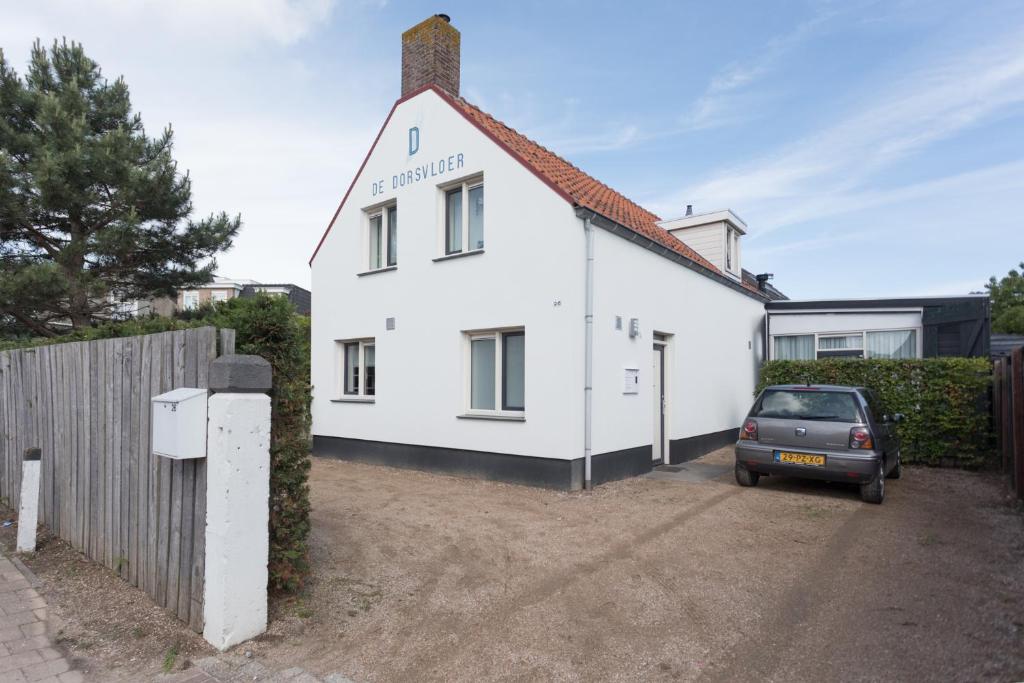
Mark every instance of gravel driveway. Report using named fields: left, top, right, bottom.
left=252, top=447, right=1024, bottom=682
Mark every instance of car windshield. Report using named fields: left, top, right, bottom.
left=754, top=389, right=863, bottom=423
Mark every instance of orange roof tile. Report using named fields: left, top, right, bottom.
left=437, top=89, right=765, bottom=297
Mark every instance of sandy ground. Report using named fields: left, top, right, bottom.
left=255, top=448, right=1024, bottom=682
left=4, top=447, right=1023, bottom=681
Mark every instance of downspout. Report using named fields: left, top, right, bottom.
left=584, top=216, right=595, bottom=490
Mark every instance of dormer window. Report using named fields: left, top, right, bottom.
left=658, top=209, right=745, bottom=278
left=726, top=227, right=734, bottom=271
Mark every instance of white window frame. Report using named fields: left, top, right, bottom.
left=725, top=227, right=734, bottom=272
left=441, top=175, right=484, bottom=256
left=365, top=203, right=397, bottom=272
left=462, top=327, right=524, bottom=417
left=337, top=338, right=375, bottom=401
left=182, top=291, right=199, bottom=311
left=771, top=328, right=923, bottom=360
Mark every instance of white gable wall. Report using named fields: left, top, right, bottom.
left=311, top=89, right=585, bottom=460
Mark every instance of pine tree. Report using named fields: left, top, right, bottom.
left=0, top=39, right=240, bottom=335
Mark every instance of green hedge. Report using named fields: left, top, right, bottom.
left=0, top=296, right=312, bottom=592
left=758, top=358, right=993, bottom=468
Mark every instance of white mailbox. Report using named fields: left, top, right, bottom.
left=151, top=387, right=208, bottom=460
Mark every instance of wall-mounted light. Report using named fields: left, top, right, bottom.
left=629, top=318, right=639, bottom=338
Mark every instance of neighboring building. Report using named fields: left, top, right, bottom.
left=765, top=295, right=990, bottom=360
left=176, top=277, right=311, bottom=315
left=240, top=284, right=312, bottom=315
left=992, top=334, right=1024, bottom=359
left=178, top=276, right=258, bottom=311
left=308, top=15, right=778, bottom=490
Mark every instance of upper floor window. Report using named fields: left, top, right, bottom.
left=367, top=205, right=397, bottom=271
left=445, top=178, right=484, bottom=255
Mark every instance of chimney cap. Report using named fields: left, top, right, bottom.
left=436, top=13, right=451, bottom=22
left=685, top=204, right=693, bottom=216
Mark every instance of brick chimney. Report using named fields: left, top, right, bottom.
left=401, top=14, right=460, bottom=98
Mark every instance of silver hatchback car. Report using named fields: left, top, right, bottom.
left=734, top=384, right=902, bottom=504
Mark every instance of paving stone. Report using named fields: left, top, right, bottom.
left=20, top=657, right=69, bottom=682
left=5, top=637, right=48, bottom=656
left=0, top=553, right=77, bottom=683
left=0, top=652, right=43, bottom=674
left=0, top=669, right=28, bottom=683
left=18, top=624, right=45, bottom=640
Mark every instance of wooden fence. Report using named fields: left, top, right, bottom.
left=993, top=346, right=1024, bottom=501
left=0, top=326, right=234, bottom=631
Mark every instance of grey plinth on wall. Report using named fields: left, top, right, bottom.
left=209, top=354, right=272, bottom=393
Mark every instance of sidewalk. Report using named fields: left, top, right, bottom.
left=0, top=550, right=81, bottom=683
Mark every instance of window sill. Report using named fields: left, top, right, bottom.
left=433, top=249, right=484, bottom=263
left=331, top=397, right=376, bottom=404
left=457, top=413, right=525, bottom=422
left=356, top=266, right=397, bottom=277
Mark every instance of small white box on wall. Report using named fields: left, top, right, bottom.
left=623, top=368, right=640, bottom=394
left=152, top=387, right=208, bottom=459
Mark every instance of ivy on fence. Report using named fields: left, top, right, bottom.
left=758, top=358, right=994, bottom=468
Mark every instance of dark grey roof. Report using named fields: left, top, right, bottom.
left=992, top=334, right=1024, bottom=358
left=741, top=269, right=788, bottom=301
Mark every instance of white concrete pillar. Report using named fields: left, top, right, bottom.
left=16, top=448, right=41, bottom=553
left=203, top=355, right=272, bottom=652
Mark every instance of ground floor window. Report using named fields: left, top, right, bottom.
left=773, top=329, right=920, bottom=361
left=339, top=338, right=375, bottom=398
left=774, top=334, right=814, bottom=360
left=467, top=329, right=523, bottom=414
left=865, top=329, right=917, bottom=359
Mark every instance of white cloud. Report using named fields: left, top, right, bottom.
left=678, top=5, right=844, bottom=131
left=655, top=26, right=1024, bottom=235
left=4, top=0, right=337, bottom=49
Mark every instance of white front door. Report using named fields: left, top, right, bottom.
left=652, top=344, right=666, bottom=463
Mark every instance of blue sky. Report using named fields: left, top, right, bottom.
left=3, top=0, right=1023, bottom=297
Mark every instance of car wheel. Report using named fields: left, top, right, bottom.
left=860, top=460, right=885, bottom=504
left=735, top=464, right=759, bottom=487
left=886, top=450, right=902, bottom=480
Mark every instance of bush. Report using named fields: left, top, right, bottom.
left=758, top=358, right=994, bottom=468
left=201, top=296, right=312, bottom=592
left=0, top=296, right=312, bottom=592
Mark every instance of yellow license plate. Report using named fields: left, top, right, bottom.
left=775, top=451, right=826, bottom=466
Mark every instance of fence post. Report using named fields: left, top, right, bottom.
left=1013, top=348, right=1024, bottom=500
left=203, top=354, right=272, bottom=651
left=16, top=447, right=41, bottom=552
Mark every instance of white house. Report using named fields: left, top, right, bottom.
left=309, top=15, right=775, bottom=489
